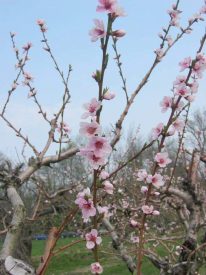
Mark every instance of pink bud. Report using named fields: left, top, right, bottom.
left=103, top=181, right=114, bottom=195
left=141, top=186, right=148, bottom=193
left=103, top=91, right=115, bottom=100
left=130, top=219, right=139, bottom=228
left=36, top=19, right=45, bottom=27
left=153, top=210, right=160, bottom=216
left=112, top=29, right=126, bottom=38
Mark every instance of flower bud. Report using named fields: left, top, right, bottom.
left=112, top=29, right=126, bottom=38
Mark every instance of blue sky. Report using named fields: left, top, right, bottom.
left=0, top=0, right=206, bottom=160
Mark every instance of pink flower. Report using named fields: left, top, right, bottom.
left=88, top=136, right=112, bottom=157
left=187, top=94, right=196, bottom=102
left=103, top=181, right=114, bottom=194
left=173, top=75, right=186, bottom=86
left=175, top=99, right=184, bottom=111
left=188, top=13, right=204, bottom=24
left=131, top=235, right=139, bottom=243
left=103, top=91, right=116, bottom=100
left=160, top=96, right=172, bottom=113
left=151, top=123, right=164, bottom=140
left=79, top=149, right=106, bottom=169
left=154, top=48, right=164, bottom=59
left=189, top=80, right=199, bottom=93
left=80, top=199, right=96, bottom=222
left=36, top=19, right=47, bottom=32
left=166, top=35, right=173, bottom=46
left=111, top=4, right=126, bottom=17
left=192, top=60, right=206, bottom=79
left=96, top=0, right=117, bottom=13
left=122, top=200, right=129, bottom=208
left=167, top=8, right=181, bottom=27
left=75, top=187, right=91, bottom=201
left=36, top=19, right=45, bottom=27
left=153, top=210, right=160, bottom=216
left=175, top=84, right=190, bottom=97
left=142, top=205, right=160, bottom=215
left=167, top=125, right=176, bottom=136
left=22, top=42, right=32, bottom=52
left=112, top=29, right=126, bottom=38
left=130, top=219, right=139, bottom=228
left=141, top=186, right=148, bottom=193
left=23, top=72, right=33, bottom=85
left=91, top=262, right=103, bottom=274
left=155, top=152, right=172, bottom=168
left=82, top=98, right=101, bottom=119
left=57, top=122, right=71, bottom=135
left=146, top=173, right=164, bottom=188
left=85, top=229, right=102, bottom=249
left=79, top=121, right=101, bottom=137
left=75, top=188, right=96, bottom=222
left=179, top=57, right=191, bottom=71
left=96, top=0, right=125, bottom=17
left=136, top=169, right=148, bottom=181
left=142, top=205, right=154, bottom=215
left=197, top=53, right=206, bottom=63
left=97, top=206, right=110, bottom=217
left=100, top=170, right=109, bottom=179
left=89, top=19, right=106, bottom=42
left=172, top=119, right=185, bottom=132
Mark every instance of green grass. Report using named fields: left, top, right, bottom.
left=32, top=237, right=159, bottom=275
left=1, top=237, right=204, bottom=274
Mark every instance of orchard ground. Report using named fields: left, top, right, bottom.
left=1, top=236, right=206, bottom=274
left=18, top=237, right=206, bottom=274
left=31, top=237, right=157, bottom=274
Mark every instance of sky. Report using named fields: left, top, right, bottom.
left=0, top=0, right=206, bottom=160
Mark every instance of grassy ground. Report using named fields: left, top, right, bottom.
left=1, top=237, right=205, bottom=274
left=32, top=237, right=159, bottom=275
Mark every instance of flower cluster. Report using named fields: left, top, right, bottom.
left=79, top=98, right=112, bottom=170
left=89, top=0, right=125, bottom=42
left=142, top=205, right=160, bottom=216
left=75, top=188, right=96, bottom=222
left=175, top=53, right=206, bottom=100
left=139, top=48, right=206, bottom=241
left=36, top=19, right=47, bottom=32
left=22, top=72, right=33, bottom=86
left=136, top=169, right=165, bottom=189
left=96, top=0, right=125, bottom=17
left=167, top=4, right=181, bottom=27
left=22, top=42, right=32, bottom=53
left=57, top=122, right=71, bottom=136
left=157, top=2, right=206, bottom=62
left=136, top=151, right=171, bottom=219
left=99, top=170, right=114, bottom=194
left=153, top=53, right=206, bottom=142
left=97, top=205, right=111, bottom=217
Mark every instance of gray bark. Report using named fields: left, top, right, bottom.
left=0, top=186, right=35, bottom=274
left=102, top=217, right=136, bottom=273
